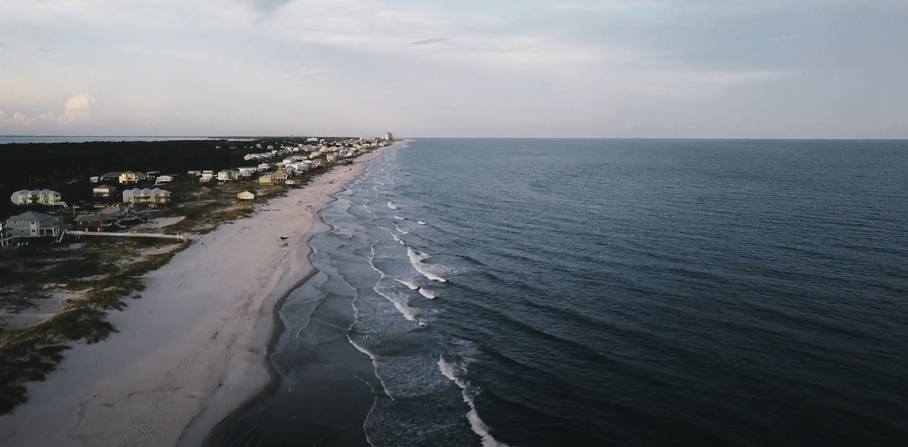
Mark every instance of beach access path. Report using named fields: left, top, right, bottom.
left=0, top=147, right=388, bottom=447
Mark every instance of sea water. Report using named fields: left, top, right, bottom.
left=210, top=139, right=908, bottom=447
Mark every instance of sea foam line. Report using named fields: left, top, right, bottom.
left=369, top=244, right=418, bottom=322
left=407, top=248, right=447, bottom=282
left=438, top=357, right=510, bottom=447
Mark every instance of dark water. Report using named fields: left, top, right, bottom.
left=209, top=139, right=908, bottom=447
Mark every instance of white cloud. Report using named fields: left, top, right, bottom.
left=60, top=93, right=96, bottom=126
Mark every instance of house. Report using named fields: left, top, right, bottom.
left=4, top=211, right=66, bottom=238
left=326, top=154, right=337, bottom=163
left=119, top=171, right=147, bottom=184
left=237, top=191, right=256, bottom=200
left=273, top=169, right=289, bottom=184
left=217, top=170, right=236, bottom=181
left=238, top=167, right=258, bottom=178
left=285, top=179, right=301, bottom=186
left=155, top=175, right=175, bottom=184
left=10, top=189, right=65, bottom=207
left=0, top=223, right=15, bottom=247
left=93, top=184, right=117, bottom=198
left=200, top=170, right=215, bottom=183
left=98, top=172, right=122, bottom=183
left=123, top=188, right=172, bottom=206
left=187, top=170, right=201, bottom=177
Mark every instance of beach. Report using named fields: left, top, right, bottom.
left=0, top=147, right=387, bottom=447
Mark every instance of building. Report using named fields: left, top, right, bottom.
left=119, top=171, right=147, bottom=184
left=156, top=175, right=175, bottom=184
left=74, top=207, right=121, bottom=232
left=258, top=169, right=289, bottom=185
left=10, top=189, right=65, bottom=207
left=200, top=171, right=215, bottom=183
left=217, top=170, right=236, bottom=181
left=237, top=191, right=256, bottom=200
left=0, top=223, right=14, bottom=247
left=385, top=132, right=393, bottom=141
left=122, top=188, right=172, bottom=206
left=98, top=172, right=122, bottom=183
left=4, top=211, right=66, bottom=238
left=93, top=184, right=117, bottom=198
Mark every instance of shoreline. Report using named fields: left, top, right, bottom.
left=0, top=145, right=392, bottom=447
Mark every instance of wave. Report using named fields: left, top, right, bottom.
left=369, top=244, right=418, bottom=322
left=407, top=248, right=448, bottom=282
left=418, top=221, right=426, bottom=225
left=363, top=204, right=372, bottom=214
left=395, top=216, right=406, bottom=220
left=378, top=226, right=401, bottom=242
left=395, top=279, right=420, bottom=290
left=418, top=288, right=438, bottom=299
left=387, top=201, right=398, bottom=210
left=438, top=356, right=510, bottom=447
left=393, top=223, right=409, bottom=235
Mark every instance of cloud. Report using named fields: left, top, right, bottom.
left=37, top=47, right=51, bottom=52
left=410, top=37, right=450, bottom=46
left=60, top=93, right=96, bottom=125
left=0, top=41, right=7, bottom=48
left=0, top=94, right=96, bottom=132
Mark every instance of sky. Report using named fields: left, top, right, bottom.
left=0, top=0, right=906, bottom=138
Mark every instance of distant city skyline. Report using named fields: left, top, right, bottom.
left=1, top=0, right=906, bottom=139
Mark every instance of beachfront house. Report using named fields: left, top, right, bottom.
left=237, top=191, right=255, bottom=200
left=98, top=172, right=121, bottom=183
left=187, top=170, right=201, bottom=177
left=156, top=175, right=175, bottom=184
left=119, top=171, right=147, bottom=184
left=123, top=188, right=172, bottom=207
left=200, top=171, right=215, bottom=183
left=237, top=167, right=258, bottom=179
left=74, top=206, right=130, bottom=232
left=93, top=184, right=117, bottom=198
left=10, top=189, right=65, bottom=207
left=4, top=211, right=66, bottom=238
left=326, top=154, right=338, bottom=163
left=217, top=170, right=236, bottom=181
left=0, top=223, right=15, bottom=247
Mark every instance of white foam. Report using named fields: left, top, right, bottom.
left=363, top=205, right=372, bottom=214
left=437, top=356, right=510, bottom=447
left=394, top=216, right=406, bottom=220
left=407, top=248, right=448, bottom=282
left=395, top=279, right=420, bottom=290
left=387, top=201, right=398, bottom=210
left=418, top=288, right=438, bottom=299
left=392, top=223, right=409, bottom=235
left=377, top=226, right=400, bottom=242
left=417, top=221, right=426, bottom=225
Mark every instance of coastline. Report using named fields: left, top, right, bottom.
left=0, top=146, right=391, bottom=447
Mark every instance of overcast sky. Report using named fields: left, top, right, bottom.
left=0, top=0, right=906, bottom=138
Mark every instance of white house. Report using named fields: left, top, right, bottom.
left=155, top=175, right=175, bottom=184
left=123, top=188, right=172, bottom=206
left=200, top=170, right=215, bottom=183
left=10, top=189, right=65, bottom=207
left=237, top=167, right=258, bottom=179
left=92, top=184, right=117, bottom=198
left=237, top=191, right=256, bottom=200
left=4, top=211, right=66, bottom=238
left=217, top=170, right=236, bottom=181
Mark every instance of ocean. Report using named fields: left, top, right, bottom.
left=207, top=139, right=908, bottom=447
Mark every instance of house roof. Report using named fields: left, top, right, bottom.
left=8, top=211, right=56, bottom=222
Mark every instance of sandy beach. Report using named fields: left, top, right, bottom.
left=0, top=148, right=387, bottom=447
